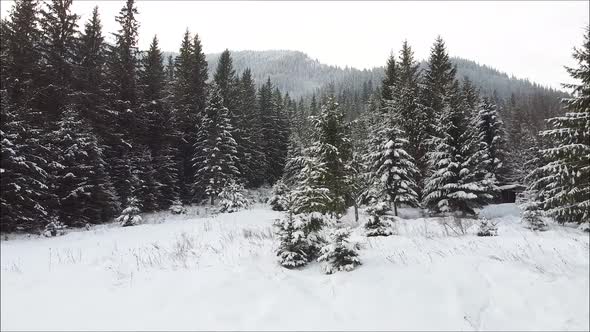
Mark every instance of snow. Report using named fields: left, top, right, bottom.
left=1, top=202, right=588, bottom=331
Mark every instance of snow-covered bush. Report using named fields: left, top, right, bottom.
left=364, top=202, right=396, bottom=237
left=268, top=180, right=289, bottom=211
left=318, top=227, right=361, bottom=274
left=519, top=192, right=547, bottom=232
left=117, top=196, right=142, bottom=227
left=218, top=181, right=250, bottom=213
left=169, top=198, right=186, bottom=215
left=43, top=218, right=66, bottom=237
left=477, top=217, right=498, bottom=237
left=578, top=222, right=589, bottom=233
left=522, top=209, right=547, bottom=232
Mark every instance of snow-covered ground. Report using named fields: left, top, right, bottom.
left=1, top=202, right=588, bottom=331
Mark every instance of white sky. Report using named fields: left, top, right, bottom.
left=1, top=1, right=588, bottom=89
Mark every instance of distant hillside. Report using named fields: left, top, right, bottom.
left=202, top=50, right=566, bottom=100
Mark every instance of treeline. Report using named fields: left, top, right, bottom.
left=0, top=0, right=291, bottom=232
left=273, top=31, right=588, bottom=267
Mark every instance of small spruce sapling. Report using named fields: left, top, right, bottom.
left=117, top=196, right=142, bottom=227
left=275, top=210, right=309, bottom=268
left=523, top=209, right=548, bottom=232
left=218, top=181, right=250, bottom=213
left=477, top=217, right=498, bottom=236
left=268, top=180, right=289, bottom=211
left=318, top=227, right=361, bottom=274
left=43, top=218, right=67, bottom=237
left=169, top=198, right=187, bottom=215
left=364, top=202, right=396, bottom=237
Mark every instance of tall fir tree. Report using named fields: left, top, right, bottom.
left=307, top=97, right=354, bottom=216
left=395, top=41, right=428, bottom=196
left=381, top=52, right=398, bottom=106
left=138, top=35, right=179, bottom=209
left=192, top=84, right=240, bottom=205
left=0, top=90, right=49, bottom=232
left=423, top=81, right=492, bottom=216
left=474, top=97, right=508, bottom=188
left=421, top=36, right=457, bottom=137
left=173, top=30, right=208, bottom=202
left=37, top=0, right=79, bottom=124
left=47, top=106, right=119, bottom=227
left=238, top=68, right=267, bottom=187
left=4, top=0, right=42, bottom=107
left=74, top=6, right=109, bottom=135
left=534, top=27, right=589, bottom=224
left=104, top=0, right=140, bottom=205
left=367, top=118, right=420, bottom=216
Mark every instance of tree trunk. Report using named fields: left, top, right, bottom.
left=210, top=196, right=215, bottom=206
left=394, top=202, right=398, bottom=216
left=354, top=200, right=359, bottom=223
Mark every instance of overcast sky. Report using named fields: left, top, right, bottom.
left=1, top=1, right=588, bottom=89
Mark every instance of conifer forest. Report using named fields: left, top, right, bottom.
left=0, top=1, right=588, bottom=330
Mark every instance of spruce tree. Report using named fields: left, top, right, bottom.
left=38, top=0, right=79, bottom=123
left=474, top=97, right=508, bottom=187
left=238, top=68, right=267, bottom=187
left=317, top=227, right=361, bottom=274
left=138, top=36, right=179, bottom=209
left=48, top=106, right=118, bottom=227
left=74, top=6, right=109, bottom=136
left=535, top=27, right=589, bottom=224
left=423, top=81, right=492, bottom=216
left=421, top=36, right=457, bottom=137
left=381, top=52, right=397, bottom=106
left=395, top=40, right=428, bottom=196
left=0, top=91, right=49, bottom=232
left=308, top=97, right=354, bottom=216
left=192, top=84, right=240, bottom=205
left=4, top=0, right=42, bottom=106
left=104, top=0, right=140, bottom=204
left=173, top=30, right=208, bottom=202
left=367, top=119, right=420, bottom=216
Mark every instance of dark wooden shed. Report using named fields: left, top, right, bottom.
left=496, top=184, right=526, bottom=203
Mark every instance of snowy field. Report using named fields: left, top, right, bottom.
left=1, top=201, right=589, bottom=331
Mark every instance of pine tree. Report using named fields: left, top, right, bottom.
left=535, top=27, right=589, bottom=224
left=192, top=84, right=240, bottom=205
left=423, top=81, right=492, bottom=216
